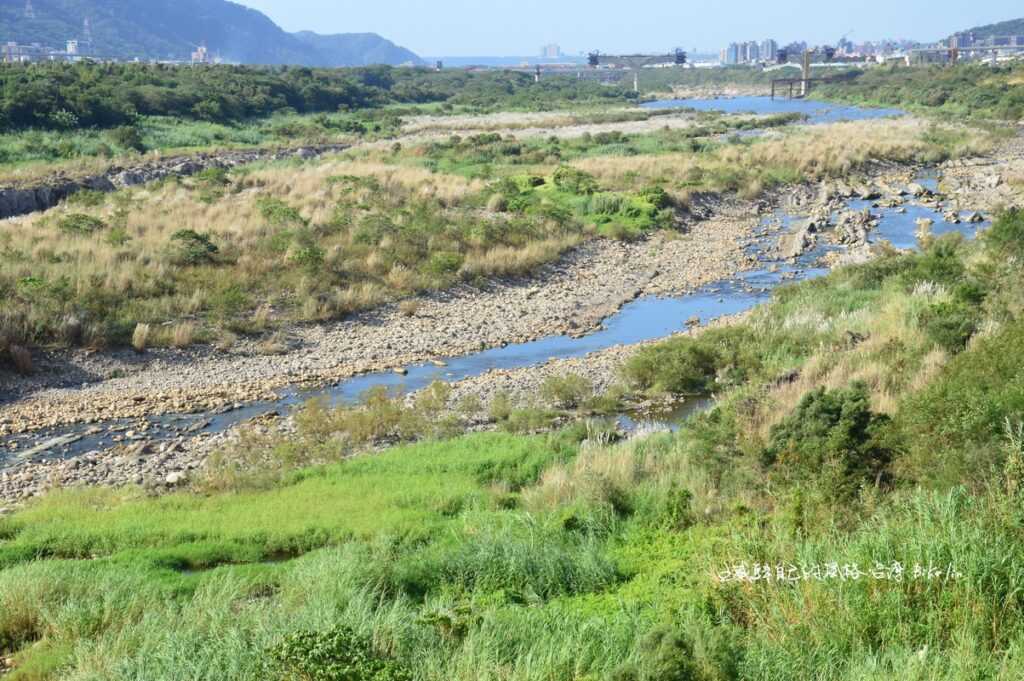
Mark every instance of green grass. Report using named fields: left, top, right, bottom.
left=0, top=434, right=567, bottom=566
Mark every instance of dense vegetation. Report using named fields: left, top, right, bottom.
left=0, top=114, right=985, bottom=353
left=816, top=62, right=1024, bottom=121
left=0, top=63, right=634, bottom=132
left=2, top=210, right=1022, bottom=680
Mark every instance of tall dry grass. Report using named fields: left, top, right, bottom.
left=574, top=119, right=992, bottom=195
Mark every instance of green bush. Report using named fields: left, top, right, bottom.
left=540, top=373, right=594, bottom=409
left=266, top=626, right=411, bottom=681
left=762, top=382, right=892, bottom=497
left=900, top=235, right=966, bottom=289
left=57, top=213, right=106, bottom=234
left=425, top=251, right=465, bottom=277
left=258, top=196, right=307, bottom=227
left=552, top=166, right=599, bottom=195
left=168, top=229, right=219, bottom=265
left=919, top=301, right=978, bottom=354
left=623, top=327, right=759, bottom=395
left=106, top=125, right=146, bottom=152
left=896, top=319, right=1024, bottom=488
left=984, top=208, right=1024, bottom=260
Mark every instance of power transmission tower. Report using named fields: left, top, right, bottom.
left=24, top=0, right=35, bottom=19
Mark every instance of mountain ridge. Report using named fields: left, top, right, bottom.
left=954, top=16, right=1024, bottom=39
left=0, top=0, right=421, bottom=66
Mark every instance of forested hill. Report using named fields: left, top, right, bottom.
left=293, top=32, right=421, bottom=67
left=0, top=0, right=421, bottom=66
left=956, top=17, right=1024, bottom=38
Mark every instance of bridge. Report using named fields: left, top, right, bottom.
left=908, top=44, right=1024, bottom=63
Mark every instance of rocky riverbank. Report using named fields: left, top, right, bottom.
left=0, top=194, right=764, bottom=434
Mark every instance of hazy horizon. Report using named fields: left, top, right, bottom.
left=234, top=0, right=1020, bottom=56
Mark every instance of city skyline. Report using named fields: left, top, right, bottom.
left=234, top=0, right=1018, bottom=56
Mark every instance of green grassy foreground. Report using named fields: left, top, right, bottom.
left=2, top=210, right=1023, bottom=680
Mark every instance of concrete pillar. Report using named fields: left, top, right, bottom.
left=800, top=50, right=811, bottom=97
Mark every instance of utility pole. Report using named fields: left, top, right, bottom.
left=633, top=71, right=639, bottom=93
left=801, top=49, right=812, bottom=97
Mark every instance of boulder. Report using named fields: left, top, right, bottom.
left=165, top=471, right=188, bottom=486
left=906, top=182, right=930, bottom=197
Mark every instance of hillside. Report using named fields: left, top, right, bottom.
left=294, top=31, right=421, bottom=67
left=0, top=0, right=420, bottom=66
left=956, top=16, right=1024, bottom=39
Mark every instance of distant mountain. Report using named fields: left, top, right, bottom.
left=294, top=31, right=420, bottom=67
left=955, top=17, right=1024, bottom=39
left=0, top=0, right=421, bottom=66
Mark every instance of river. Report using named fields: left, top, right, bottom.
left=0, top=99, right=987, bottom=467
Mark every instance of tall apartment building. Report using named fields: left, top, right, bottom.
left=540, top=44, right=561, bottom=59
left=744, top=41, right=760, bottom=62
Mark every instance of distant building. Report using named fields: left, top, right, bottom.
left=724, top=43, right=740, bottom=64
left=540, top=44, right=561, bottom=59
left=760, top=39, right=778, bottom=62
left=744, top=41, right=760, bottom=62
left=66, top=40, right=79, bottom=56
left=950, top=32, right=976, bottom=49
left=191, top=44, right=210, bottom=65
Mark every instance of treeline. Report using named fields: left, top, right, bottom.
left=816, top=62, right=1024, bottom=121
left=0, top=63, right=634, bottom=131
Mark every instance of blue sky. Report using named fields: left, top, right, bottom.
left=236, top=1, right=1020, bottom=56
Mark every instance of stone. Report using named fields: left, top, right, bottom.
left=165, top=471, right=188, bottom=486
left=906, top=183, right=930, bottom=197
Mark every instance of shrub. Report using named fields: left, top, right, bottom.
left=6, top=344, right=32, bottom=375
left=624, top=327, right=758, bottom=395
left=425, top=251, right=464, bottom=277
left=171, top=322, right=195, bottom=349
left=899, top=235, right=965, bottom=288
left=57, top=213, right=106, bottom=235
left=266, top=626, right=411, bottom=681
left=288, top=236, right=326, bottom=274
left=639, top=185, right=672, bottom=209
left=896, top=319, right=1024, bottom=488
left=984, top=208, right=1024, bottom=259
left=168, top=230, right=219, bottom=265
left=762, top=382, right=892, bottom=497
left=257, top=196, right=307, bottom=227
left=106, top=125, right=146, bottom=152
left=131, top=323, right=151, bottom=353
left=398, top=299, right=421, bottom=317
left=623, top=625, right=701, bottom=681
left=552, top=166, right=599, bottom=195
left=918, top=301, right=978, bottom=354
left=501, top=407, right=557, bottom=434
left=540, top=373, right=594, bottom=409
